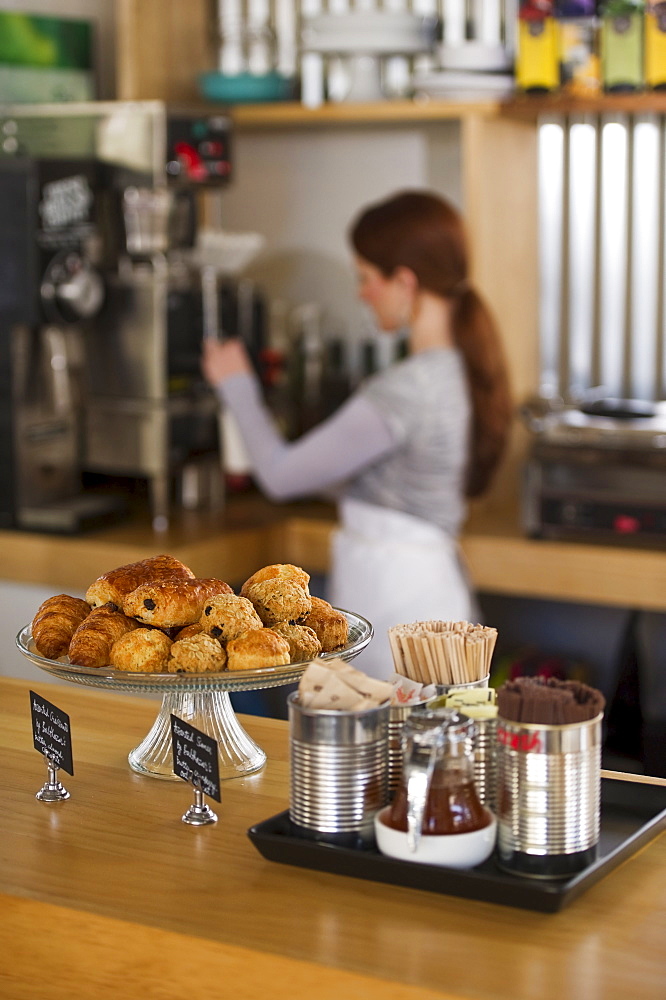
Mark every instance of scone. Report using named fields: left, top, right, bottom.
left=226, top=628, right=291, bottom=672
left=302, top=597, right=349, bottom=652
left=110, top=628, right=172, bottom=673
left=271, top=622, right=321, bottom=663
left=244, top=579, right=312, bottom=627
left=173, top=623, right=204, bottom=642
left=122, top=578, right=234, bottom=628
left=240, top=563, right=310, bottom=599
left=200, top=594, right=263, bottom=642
left=85, top=554, right=195, bottom=608
left=167, top=633, right=227, bottom=674
left=32, top=594, right=91, bottom=659
left=69, top=603, right=140, bottom=668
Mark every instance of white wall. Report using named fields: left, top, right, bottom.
left=214, top=122, right=463, bottom=341
left=2, top=0, right=116, bottom=98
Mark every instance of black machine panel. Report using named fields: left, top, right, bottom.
left=166, top=113, right=232, bottom=185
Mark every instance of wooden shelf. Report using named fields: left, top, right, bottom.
left=224, top=92, right=666, bottom=129
left=502, top=91, right=666, bottom=121
left=229, top=98, right=501, bottom=128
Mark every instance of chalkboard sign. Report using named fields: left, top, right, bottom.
left=30, top=691, right=74, bottom=776
left=170, top=714, right=221, bottom=803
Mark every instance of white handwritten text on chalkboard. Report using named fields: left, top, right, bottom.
left=170, top=715, right=221, bottom=802
left=30, top=691, right=74, bottom=775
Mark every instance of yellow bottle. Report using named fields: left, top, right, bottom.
left=645, top=5, right=666, bottom=88
left=517, top=18, right=561, bottom=91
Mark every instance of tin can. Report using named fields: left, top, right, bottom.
left=287, top=692, right=389, bottom=846
left=469, top=715, right=498, bottom=813
left=388, top=700, right=429, bottom=796
left=432, top=674, right=490, bottom=699
left=496, top=713, right=603, bottom=878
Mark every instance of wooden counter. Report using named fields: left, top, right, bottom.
left=1, top=677, right=664, bottom=999
left=2, top=494, right=666, bottom=612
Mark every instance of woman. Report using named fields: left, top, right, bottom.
left=202, top=190, right=512, bottom=679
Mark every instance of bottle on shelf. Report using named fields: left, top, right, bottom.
left=645, top=0, right=666, bottom=87
left=555, top=0, right=602, bottom=96
left=601, top=0, right=645, bottom=92
left=516, top=0, right=561, bottom=92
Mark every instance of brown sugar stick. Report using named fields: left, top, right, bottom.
left=441, top=633, right=457, bottom=685
left=409, top=635, right=428, bottom=684
left=416, top=635, right=432, bottom=684
left=388, top=630, right=406, bottom=676
left=421, top=636, right=438, bottom=685
left=484, top=629, right=498, bottom=676
left=471, top=637, right=484, bottom=681
left=414, top=636, right=428, bottom=683
left=440, top=633, right=455, bottom=685
left=434, top=633, right=451, bottom=685
left=462, top=634, right=474, bottom=683
left=402, top=635, right=420, bottom=682
left=451, top=633, right=466, bottom=685
left=464, top=635, right=476, bottom=682
left=432, top=634, right=447, bottom=685
left=478, top=639, right=487, bottom=681
left=392, top=633, right=408, bottom=678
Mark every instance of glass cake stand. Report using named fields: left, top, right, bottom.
left=16, top=610, right=372, bottom=781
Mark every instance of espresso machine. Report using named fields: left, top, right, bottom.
left=522, top=396, right=666, bottom=547
left=0, top=101, right=232, bottom=532
left=0, top=151, right=117, bottom=532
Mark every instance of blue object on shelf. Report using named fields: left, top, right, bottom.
left=198, top=71, right=297, bottom=104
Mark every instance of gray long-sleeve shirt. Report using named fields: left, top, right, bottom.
left=216, top=347, right=470, bottom=537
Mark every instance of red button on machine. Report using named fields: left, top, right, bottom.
left=613, top=514, right=640, bottom=533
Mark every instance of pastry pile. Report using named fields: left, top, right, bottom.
left=30, top=555, right=350, bottom=675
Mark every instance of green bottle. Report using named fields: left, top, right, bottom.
left=601, top=0, right=646, bottom=91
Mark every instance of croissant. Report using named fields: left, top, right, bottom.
left=32, top=594, right=91, bottom=659
left=68, top=603, right=140, bottom=668
left=122, top=578, right=234, bottom=628
left=85, top=554, right=195, bottom=608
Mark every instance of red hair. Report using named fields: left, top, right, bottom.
left=350, top=190, right=512, bottom=498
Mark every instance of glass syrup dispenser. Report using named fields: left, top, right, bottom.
left=385, top=709, right=491, bottom=852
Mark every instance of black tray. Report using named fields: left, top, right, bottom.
left=248, top=777, right=666, bottom=913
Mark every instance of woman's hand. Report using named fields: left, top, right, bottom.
left=201, top=338, right=253, bottom=387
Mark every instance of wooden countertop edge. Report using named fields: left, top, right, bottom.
left=0, top=892, right=457, bottom=1000
left=1, top=510, right=665, bottom=610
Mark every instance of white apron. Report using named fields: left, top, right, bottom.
left=328, top=498, right=475, bottom=681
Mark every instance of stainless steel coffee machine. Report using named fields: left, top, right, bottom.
left=0, top=150, right=121, bottom=532
left=0, top=101, right=232, bottom=532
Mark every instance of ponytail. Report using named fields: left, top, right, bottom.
left=350, top=190, right=513, bottom=496
left=453, top=289, right=513, bottom=498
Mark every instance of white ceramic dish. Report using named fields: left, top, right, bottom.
left=374, top=808, right=497, bottom=869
